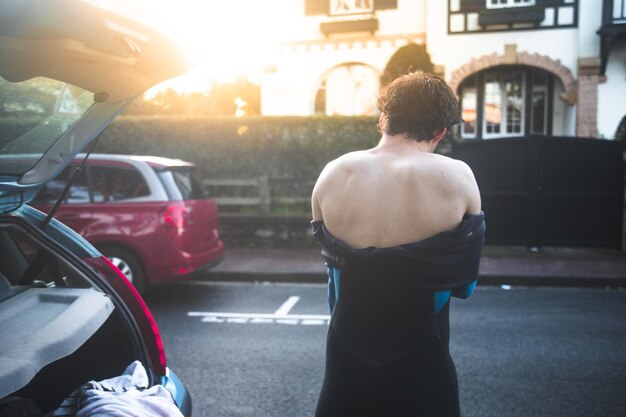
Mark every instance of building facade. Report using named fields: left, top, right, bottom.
left=261, top=0, right=626, bottom=140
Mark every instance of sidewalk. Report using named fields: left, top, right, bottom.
left=199, top=246, right=626, bottom=288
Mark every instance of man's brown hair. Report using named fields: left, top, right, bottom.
left=376, top=71, right=462, bottom=141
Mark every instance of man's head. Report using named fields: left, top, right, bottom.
left=377, top=71, right=462, bottom=142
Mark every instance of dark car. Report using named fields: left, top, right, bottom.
left=30, top=154, right=224, bottom=292
left=0, top=0, right=192, bottom=415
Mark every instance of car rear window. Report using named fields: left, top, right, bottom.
left=0, top=77, right=93, bottom=176
left=156, top=168, right=205, bottom=201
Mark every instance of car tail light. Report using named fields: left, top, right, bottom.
left=161, top=203, right=190, bottom=233
left=84, top=256, right=167, bottom=375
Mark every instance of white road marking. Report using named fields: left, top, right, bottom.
left=189, top=312, right=330, bottom=320
left=188, top=295, right=330, bottom=326
left=274, top=296, right=300, bottom=316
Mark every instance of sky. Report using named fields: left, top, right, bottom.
left=85, top=0, right=294, bottom=94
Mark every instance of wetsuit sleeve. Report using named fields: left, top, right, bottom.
left=325, top=262, right=342, bottom=313
left=451, top=280, right=477, bottom=299
left=326, top=263, right=336, bottom=313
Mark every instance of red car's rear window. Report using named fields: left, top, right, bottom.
left=156, top=168, right=205, bottom=201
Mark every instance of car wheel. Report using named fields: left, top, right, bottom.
left=100, top=247, right=146, bottom=293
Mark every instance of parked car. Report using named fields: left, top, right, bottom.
left=0, top=0, right=192, bottom=415
left=30, top=154, right=225, bottom=293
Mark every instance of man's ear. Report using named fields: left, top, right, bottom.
left=378, top=112, right=386, bottom=132
left=431, top=127, right=447, bottom=145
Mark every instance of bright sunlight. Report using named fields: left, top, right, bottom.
left=85, top=0, right=297, bottom=94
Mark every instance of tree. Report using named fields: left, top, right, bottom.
left=206, top=78, right=261, bottom=116
left=380, top=43, right=434, bottom=87
left=122, top=78, right=261, bottom=117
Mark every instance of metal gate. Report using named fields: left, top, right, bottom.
left=450, top=136, right=625, bottom=248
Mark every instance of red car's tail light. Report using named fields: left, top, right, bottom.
left=161, top=203, right=190, bottom=232
left=84, top=256, right=167, bottom=375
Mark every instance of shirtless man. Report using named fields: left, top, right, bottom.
left=312, top=71, right=481, bottom=248
left=310, top=71, right=485, bottom=417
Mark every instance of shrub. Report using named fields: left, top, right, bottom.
left=95, top=115, right=380, bottom=180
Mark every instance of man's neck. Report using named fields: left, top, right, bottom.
left=376, top=134, right=437, bottom=153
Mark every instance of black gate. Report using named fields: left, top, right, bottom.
left=451, top=136, right=625, bottom=248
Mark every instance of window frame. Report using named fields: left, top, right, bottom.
left=482, top=71, right=526, bottom=139
left=458, top=67, right=554, bottom=140
left=329, top=0, right=374, bottom=16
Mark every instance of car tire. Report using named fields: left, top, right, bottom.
left=100, top=246, right=146, bottom=294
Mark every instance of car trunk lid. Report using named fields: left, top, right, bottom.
left=0, top=0, right=189, bottom=207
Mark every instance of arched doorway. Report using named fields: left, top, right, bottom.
left=457, top=66, right=558, bottom=140
left=314, top=63, right=379, bottom=116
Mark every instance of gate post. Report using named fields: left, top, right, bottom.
left=623, top=150, right=626, bottom=251
left=527, top=136, right=541, bottom=249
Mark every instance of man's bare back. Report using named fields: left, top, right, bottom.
left=312, top=133, right=481, bottom=249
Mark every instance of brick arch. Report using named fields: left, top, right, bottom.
left=449, top=52, right=577, bottom=104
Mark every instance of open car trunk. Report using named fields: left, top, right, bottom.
left=0, top=219, right=146, bottom=414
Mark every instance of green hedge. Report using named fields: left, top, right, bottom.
left=95, top=115, right=380, bottom=180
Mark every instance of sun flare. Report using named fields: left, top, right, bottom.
left=86, top=0, right=294, bottom=94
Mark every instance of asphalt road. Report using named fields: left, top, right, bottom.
left=145, top=282, right=626, bottom=417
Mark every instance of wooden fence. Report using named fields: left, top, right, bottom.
left=202, top=176, right=313, bottom=216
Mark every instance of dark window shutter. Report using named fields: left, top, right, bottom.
left=536, top=0, right=567, bottom=6
left=375, top=0, right=398, bottom=10
left=460, top=0, right=485, bottom=12
left=305, top=0, right=329, bottom=15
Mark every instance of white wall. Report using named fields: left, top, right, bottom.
left=577, top=0, right=602, bottom=58
left=426, top=0, right=580, bottom=83
left=378, top=0, right=426, bottom=35
left=598, top=43, right=626, bottom=138
left=262, top=39, right=414, bottom=115
left=261, top=0, right=428, bottom=116
left=262, top=0, right=622, bottom=138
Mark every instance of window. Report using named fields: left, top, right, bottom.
left=0, top=76, right=93, bottom=176
left=459, top=68, right=554, bottom=140
left=31, top=165, right=90, bottom=205
left=91, top=166, right=149, bottom=203
left=483, top=72, right=524, bottom=138
left=461, top=78, right=477, bottom=138
left=330, top=0, right=373, bottom=15
left=530, top=73, right=548, bottom=135
left=157, top=168, right=205, bottom=201
left=486, top=0, right=535, bottom=9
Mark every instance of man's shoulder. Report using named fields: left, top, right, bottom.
left=324, top=150, right=371, bottom=172
left=430, top=153, right=474, bottom=174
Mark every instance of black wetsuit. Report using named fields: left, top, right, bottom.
left=312, top=213, right=485, bottom=417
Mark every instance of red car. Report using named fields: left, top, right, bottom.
left=31, top=154, right=224, bottom=292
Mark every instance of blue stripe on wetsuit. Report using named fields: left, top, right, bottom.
left=326, top=263, right=341, bottom=313
left=434, top=280, right=477, bottom=314
left=327, top=263, right=476, bottom=315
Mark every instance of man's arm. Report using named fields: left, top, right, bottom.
left=311, top=159, right=339, bottom=221
left=311, top=190, right=322, bottom=221
left=459, top=161, right=481, bottom=215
